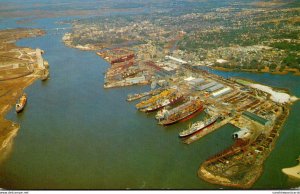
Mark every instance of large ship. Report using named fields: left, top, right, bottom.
left=135, top=89, right=175, bottom=110
left=15, top=93, right=27, bottom=113
left=158, top=98, right=203, bottom=126
left=179, top=115, right=219, bottom=137
left=140, top=93, right=184, bottom=112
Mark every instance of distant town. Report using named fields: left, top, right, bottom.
left=64, top=0, right=300, bottom=77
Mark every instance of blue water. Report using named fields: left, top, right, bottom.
left=0, top=16, right=299, bottom=189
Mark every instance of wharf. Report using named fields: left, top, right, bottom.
left=183, top=116, right=234, bottom=144
left=36, top=48, right=45, bottom=69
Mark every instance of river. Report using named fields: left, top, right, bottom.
left=0, top=16, right=299, bottom=189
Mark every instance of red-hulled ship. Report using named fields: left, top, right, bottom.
left=158, top=98, right=203, bottom=125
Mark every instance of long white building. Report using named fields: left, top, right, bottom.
left=165, top=56, right=187, bottom=64
left=211, top=87, right=232, bottom=98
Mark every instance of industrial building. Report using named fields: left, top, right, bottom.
left=211, top=87, right=232, bottom=98
left=125, top=75, right=146, bottom=84
left=165, top=55, right=188, bottom=64
left=196, top=81, right=217, bottom=91
left=184, top=77, right=205, bottom=86
left=206, top=83, right=224, bottom=92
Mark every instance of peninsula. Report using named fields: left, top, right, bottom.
left=0, top=28, right=49, bottom=161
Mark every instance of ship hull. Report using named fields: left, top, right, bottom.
left=15, top=94, right=27, bottom=113
left=179, top=118, right=217, bottom=138
left=127, top=94, right=143, bottom=102
left=142, top=96, right=184, bottom=113
left=159, top=105, right=203, bottom=126
left=16, top=106, right=25, bottom=113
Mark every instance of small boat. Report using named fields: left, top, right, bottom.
left=127, top=93, right=144, bottom=102
left=16, top=93, right=27, bottom=113
left=282, top=156, right=300, bottom=180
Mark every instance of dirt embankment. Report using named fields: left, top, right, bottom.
left=0, top=28, right=46, bottom=161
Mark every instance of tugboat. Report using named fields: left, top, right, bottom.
left=179, top=115, right=219, bottom=137
left=282, top=156, right=300, bottom=180
left=16, top=93, right=27, bottom=113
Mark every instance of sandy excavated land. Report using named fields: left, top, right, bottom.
left=249, top=84, right=293, bottom=104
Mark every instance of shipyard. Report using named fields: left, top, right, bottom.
left=0, top=0, right=299, bottom=190
left=118, top=54, right=297, bottom=188
left=91, top=24, right=299, bottom=187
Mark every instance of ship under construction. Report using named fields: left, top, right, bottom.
left=140, top=92, right=184, bottom=112
left=157, top=98, right=203, bottom=126
left=135, top=88, right=176, bottom=110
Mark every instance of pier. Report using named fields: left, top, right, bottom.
left=36, top=48, right=45, bottom=69
left=183, top=116, right=234, bottom=144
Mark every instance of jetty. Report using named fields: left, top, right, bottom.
left=183, top=116, right=234, bottom=144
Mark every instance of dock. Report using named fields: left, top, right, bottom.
left=36, top=48, right=45, bottom=69
left=183, top=116, right=234, bottom=144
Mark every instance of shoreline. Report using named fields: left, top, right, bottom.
left=0, top=28, right=48, bottom=164
left=63, top=37, right=300, bottom=79
left=232, top=77, right=299, bottom=104
left=212, top=66, right=300, bottom=76
left=198, top=103, right=290, bottom=188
